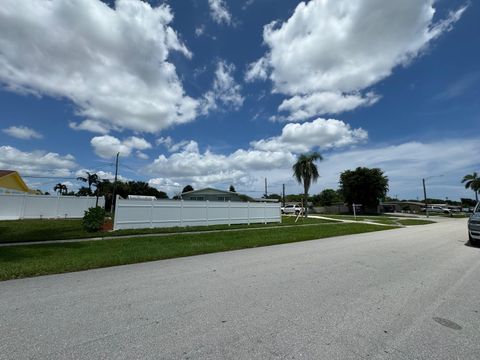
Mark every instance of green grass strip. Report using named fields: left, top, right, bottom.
left=0, top=223, right=393, bottom=281
left=0, top=216, right=335, bottom=244
left=396, top=219, right=435, bottom=226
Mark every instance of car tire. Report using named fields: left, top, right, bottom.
left=469, top=233, right=478, bottom=247
left=295, top=210, right=299, bottom=215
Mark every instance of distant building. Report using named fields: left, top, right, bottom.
left=181, top=187, right=243, bottom=202
left=0, top=170, right=31, bottom=194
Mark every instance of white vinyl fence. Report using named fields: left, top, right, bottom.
left=113, top=197, right=281, bottom=230
left=0, top=194, right=105, bottom=220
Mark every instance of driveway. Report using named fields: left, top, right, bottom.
left=1, top=218, right=479, bottom=359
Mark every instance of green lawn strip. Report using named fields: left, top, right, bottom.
left=313, top=214, right=398, bottom=225
left=0, top=216, right=337, bottom=244
left=396, top=219, right=436, bottom=226
left=0, top=223, right=394, bottom=281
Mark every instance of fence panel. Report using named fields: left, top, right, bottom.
left=114, top=198, right=281, bottom=230
left=0, top=194, right=104, bottom=220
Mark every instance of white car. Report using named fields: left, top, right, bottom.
left=422, top=206, right=451, bottom=215
left=281, top=204, right=303, bottom=215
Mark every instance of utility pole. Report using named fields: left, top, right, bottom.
left=282, top=183, right=285, bottom=207
left=264, top=178, right=268, bottom=198
left=422, top=178, right=429, bottom=218
left=112, top=152, right=120, bottom=215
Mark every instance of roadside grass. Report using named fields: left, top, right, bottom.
left=396, top=219, right=436, bottom=226
left=0, top=222, right=394, bottom=281
left=314, top=214, right=399, bottom=225
left=0, top=216, right=336, bottom=244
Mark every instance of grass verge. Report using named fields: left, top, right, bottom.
left=0, top=216, right=336, bottom=244
left=0, top=223, right=394, bottom=281
left=396, top=219, right=435, bottom=226
left=314, top=214, right=399, bottom=225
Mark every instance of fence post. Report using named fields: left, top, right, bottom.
left=206, top=200, right=209, bottom=226
left=247, top=201, right=250, bottom=225
left=180, top=200, right=184, bottom=227
left=150, top=198, right=154, bottom=228
left=264, top=202, right=267, bottom=224
left=113, top=195, right=119, bottom=231
left=55, top=195, right=60, bottom=219
left=228, top=200, right=231, bottom=226
left=19, top=193, right=27, bottom=219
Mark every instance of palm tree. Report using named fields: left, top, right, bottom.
left=292, top=152, right=323, bottom=217
left=462, top=172, right=480, bottom=202
left=77, top=172, right=99, bottom=194
left=53, top=183, right=68, bottom=195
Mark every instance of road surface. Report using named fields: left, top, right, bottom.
left=1, top=218, right=479, bottom=359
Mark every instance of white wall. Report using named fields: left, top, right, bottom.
left=113, top=198, right=281, bottom=230
left=0, top=194, right=105, bottom=220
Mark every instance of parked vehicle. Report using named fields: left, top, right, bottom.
left=421, top=206, right=451, bottom=215
left=468, top=203, right=480, bottom=246
left=281, top=204, right=303, bottom=215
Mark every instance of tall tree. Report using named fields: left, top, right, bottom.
left=182, top=185, right=194, bottom=193
left=229, top=185, right=236, bottom=192
left=77, top=172, right=99, bottom=193
left=462, top=172, right=480, bottom=202
left=115, top=181, right=168, bottom=199
left=339, top=167, right=389, bottom=213
left=292, top=152, right=323, bottom=217
left=314, top=188, right=342, bottom=206
left=53, top=183, right=67, bottom=195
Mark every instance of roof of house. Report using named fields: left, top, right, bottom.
left=0, top=170, right=15, bottom=178
left=0, top=169, right=30, bottom=192
left=181, top=187, right=239, bottom=196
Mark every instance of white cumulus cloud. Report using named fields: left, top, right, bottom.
left=147, top=117, right=367, bottom=190
left=69, top=120, right=111, bottom=134
left=208, top=0, right=232, bottom=25
left=146, top=139, right=294, bottom=189
left=248, top=0, right=467, bottom=120
left=202, top=60, right=244, bottom=114
left=91, top=135, right=151, bottom=159
left=277, top=92, right=380, bottom=122
left=251, top=118, right=368, bottom=153
left=0, top=145, right=76, bottom=177
left=0, top=0, right=198, bottom=133
left=2, top=126, right=43, bottom=140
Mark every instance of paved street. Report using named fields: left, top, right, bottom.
left=1, top=218, right=479, bottom=359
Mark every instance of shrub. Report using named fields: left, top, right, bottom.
left=82, top=207, right=106, bottom=232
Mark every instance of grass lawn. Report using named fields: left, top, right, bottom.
left=315, top=214, right=399, bottom=225
left=0, top=222, right=394, bottom=281
left=0, top=216, right=337, bottom=244
left=396, top=219, right=436, bottom=226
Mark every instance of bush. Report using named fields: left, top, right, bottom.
left=82, top=207, right=106, bottom=232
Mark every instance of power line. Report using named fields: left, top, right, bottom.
left=22, top=175, right=79, bottom=180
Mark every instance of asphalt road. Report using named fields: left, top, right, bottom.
left=1, top=218, right=479, bottom=359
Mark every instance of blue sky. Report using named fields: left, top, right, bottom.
left=0, top=0, right=479, bottom=200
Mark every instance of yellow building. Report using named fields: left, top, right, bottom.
left=0, top=170, right=31, bottom=194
